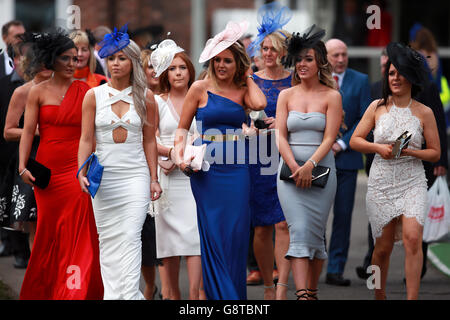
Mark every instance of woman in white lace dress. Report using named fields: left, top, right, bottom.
left=350, top=42, right=440, bottom=300
left=150, top=40, right=203, bottom=300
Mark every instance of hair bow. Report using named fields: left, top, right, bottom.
left=199, top=20, right=249, bottom=63
left=98, top=23, right=130, bottom=58
left=150, top=39, right=184, bottom=77
left=247, top=2, right=292, bottom=57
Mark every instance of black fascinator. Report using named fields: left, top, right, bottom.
left=386, top=42, right=429, bottom=88
left=21, top=29, right=75, bottom=71
left=283, top=24, right=325, bottom=68
left=85, top=29, right=97, bottom=47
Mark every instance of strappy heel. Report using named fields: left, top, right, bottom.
left=307, top=288, right=318, bottom=300
left=295, top=289, right=309, bottom=300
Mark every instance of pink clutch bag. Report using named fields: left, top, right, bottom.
left=184, top=144, right=207, bottom=171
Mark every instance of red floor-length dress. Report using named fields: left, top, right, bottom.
left=20, top=80, right=103, bottom=300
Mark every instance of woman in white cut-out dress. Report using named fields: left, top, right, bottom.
left=350, top=42, right=440, bottom=300
left=151, top=40, right=202, bottom=300
left=78, top=32, right=161, bottom=299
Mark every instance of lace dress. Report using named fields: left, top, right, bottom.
left=366, top=103, right=427, bottom=242
left=249, top=73, right=291, bottom=226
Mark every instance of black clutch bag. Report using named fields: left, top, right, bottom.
left=279, top=160, right=330, bottom=188
left=254, top=119, right=270, bottom=129
left=27, top=158, right=51, bottom=189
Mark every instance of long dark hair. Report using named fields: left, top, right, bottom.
left=377, top=60, right=422, bottom=107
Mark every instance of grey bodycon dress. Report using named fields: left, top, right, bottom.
left=277, top=111, right=337, bottom=260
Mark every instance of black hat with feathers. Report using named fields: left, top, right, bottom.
left=20, top=29, right=75, bottom=72
left=386, top=42, right=429, bottom=88
left=282, top=24, right=325, bottom=68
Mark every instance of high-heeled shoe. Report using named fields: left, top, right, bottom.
left=295, top=289, right=309, bottom=300
left=307, top=288, right=318, bottom=300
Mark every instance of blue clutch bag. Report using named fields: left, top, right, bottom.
left=76, top=153, right=104, bottom=198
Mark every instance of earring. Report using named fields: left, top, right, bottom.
left=318, top=70, right=321, bottom=79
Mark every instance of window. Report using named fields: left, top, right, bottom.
left=16, top=0, right=55, bottom=32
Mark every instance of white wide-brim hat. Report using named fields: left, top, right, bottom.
left=151, top=39, right=185, bottom=78
left=199, top=20, right=249, bottom=64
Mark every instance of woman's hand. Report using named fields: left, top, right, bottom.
left=434, top=165, right=447, bottom=177
left=376, top=143, right=394, bottom=160
left=290, top=162, right=314, bottom=189
left=179, top=155, right=198, bottom=174
left=20, top=169, right=35, bottom=187
left=244, top=67, right=254, bottom=79
left=264, top=117, right=276, bottom=130
left=400, top=147, right=414, bottom=158
left=150, top=181, right=162, bottom=201
left=78, top=174, right=90, bottom=194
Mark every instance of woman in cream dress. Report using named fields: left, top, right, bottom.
left=151, top=40, right=203, bottom=300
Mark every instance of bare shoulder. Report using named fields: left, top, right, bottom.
left=190, top=79, right=208, bottom=92
left=367, top=99, right=383, bottom=112
left=84, top=87, right=96, bottom=100
left=412, top=100, right=433, bottom=116
left=279, top=86, right=296, bottom=99
left=325, top=87, right=342, bottom=101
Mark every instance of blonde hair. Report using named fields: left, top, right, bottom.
left=140, top=49, right=152, bottom=68
left=119, top=40, right=149, bottom=125
left=207, top=40, right=251, bottom=88
left=69, top=30, right=97, bottom=72
left=261, top=30, right=291, bottom=66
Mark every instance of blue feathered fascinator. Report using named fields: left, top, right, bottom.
left=98, top=24, right=130, bottom=58
left=247, top=1, right=292, bottom=57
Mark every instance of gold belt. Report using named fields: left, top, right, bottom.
left=201, top=134, right=244, bottom=142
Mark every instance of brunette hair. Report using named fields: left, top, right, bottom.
left=291, top=40, right=335, bottom=89
left=158, top=51, right=195, bottom=93
left=377, top=60, right=422, bottom=107
left=207, top=40, right=251, bottom=88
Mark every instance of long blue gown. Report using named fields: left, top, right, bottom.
left=190, top=91, right=250, bottom=300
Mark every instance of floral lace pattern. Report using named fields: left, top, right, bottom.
left=367, top=105, right=427, bottom=242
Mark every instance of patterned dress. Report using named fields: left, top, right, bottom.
left=249, top=73, right=291, bottom=226
left=366, top=103, right=427, bottom=242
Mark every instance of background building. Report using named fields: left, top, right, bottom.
left=1, top=0, right=450, bottom=81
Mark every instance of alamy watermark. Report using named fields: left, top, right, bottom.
left=66, top=265, right=81, bottom=290
left=366, top=4, right=381, bottom=30
left=366, top=265, right=381, bottom=290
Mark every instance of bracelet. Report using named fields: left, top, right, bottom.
left=168, top=147, right=173, bottom=159
left=246, top=74, right=254, bottom=80
left=307, top=159, right=317, bottom=167
left=150, top=180, right=159, bottom=184
left=19, top=168, right=28, bottom=176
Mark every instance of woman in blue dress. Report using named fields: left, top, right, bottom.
left=174, top=21, right=266, bottom=300
left=245, top=2, right=292, bottom=300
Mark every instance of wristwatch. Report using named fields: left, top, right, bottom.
left=183, top=165, right=194, bottom=177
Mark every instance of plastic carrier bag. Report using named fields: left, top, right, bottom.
left=423, top=176, right=450, bottom=243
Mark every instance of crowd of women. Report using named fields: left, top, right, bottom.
left=0, top=2, right=442, bottom=301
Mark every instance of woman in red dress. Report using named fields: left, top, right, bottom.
left=18, top=31, right=103, bottom=299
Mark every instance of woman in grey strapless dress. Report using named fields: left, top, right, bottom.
left=275, top=27, right=343, bottom=300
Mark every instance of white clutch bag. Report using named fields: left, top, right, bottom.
left=184, top=144, right=208, bottom=171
